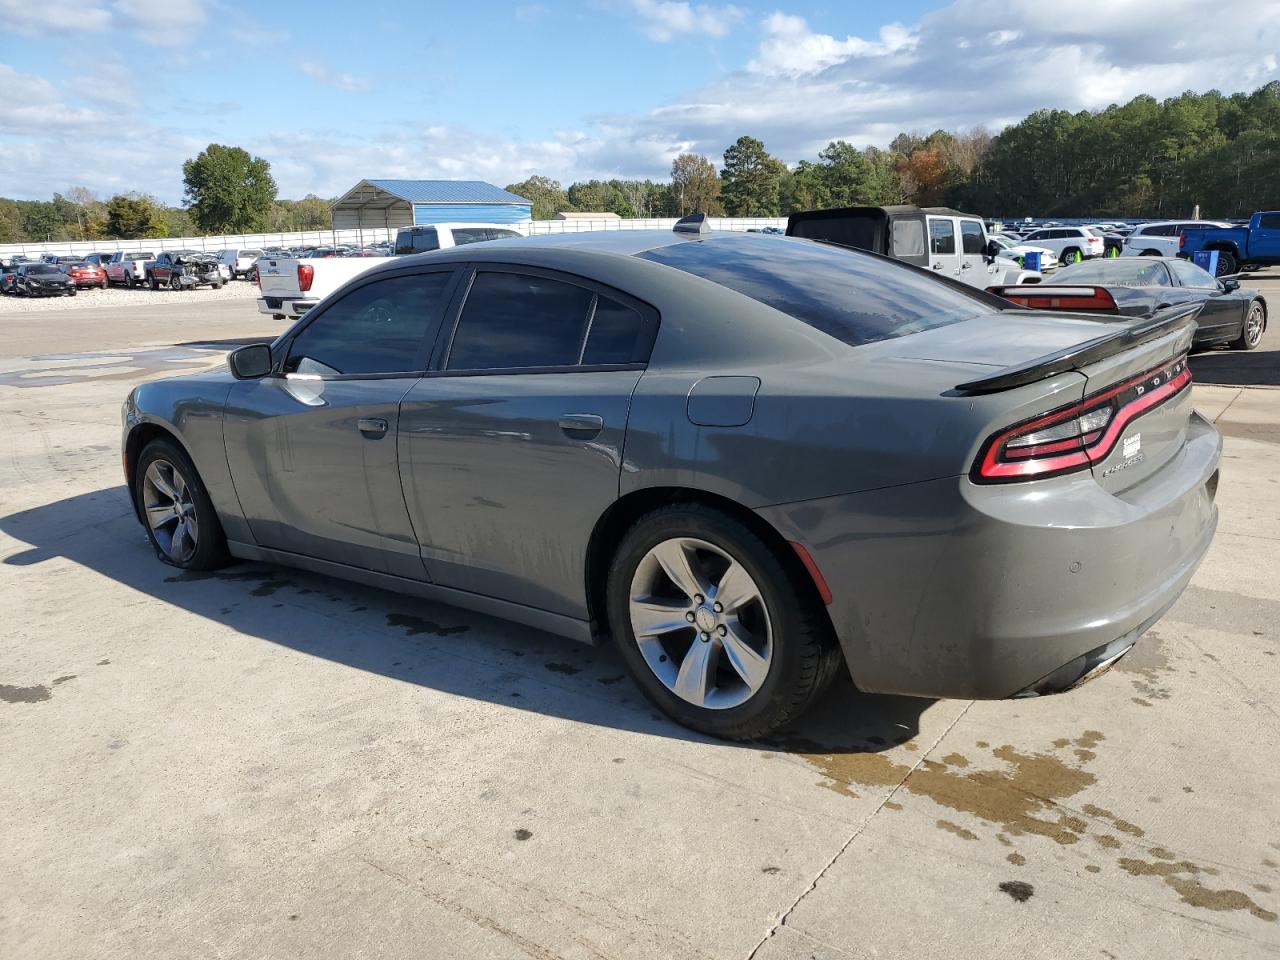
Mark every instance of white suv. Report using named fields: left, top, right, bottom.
left=1121, top=221, right=1231, bottom=259
left=218, top=248, right=264, bottom=280
left=1018, top=226, right=1107, bottom=265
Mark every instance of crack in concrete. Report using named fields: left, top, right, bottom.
left=744, top=701, right=973, bottom=960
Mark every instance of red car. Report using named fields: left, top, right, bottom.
left=66, top=261, right=108, bottom=289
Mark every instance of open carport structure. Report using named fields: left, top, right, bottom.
left=330, top=179, right=533, bottom=235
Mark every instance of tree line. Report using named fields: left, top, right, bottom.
left=4, top=82, right=1277, bottom=243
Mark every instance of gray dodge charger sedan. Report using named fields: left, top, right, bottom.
left=122, top=225, right=1221, bottom=739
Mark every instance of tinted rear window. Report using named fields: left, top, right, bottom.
left=638, top=236, right=993, bottom=347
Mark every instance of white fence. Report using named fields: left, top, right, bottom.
left=0, top=217, right=789, bottom=259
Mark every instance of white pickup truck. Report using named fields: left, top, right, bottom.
left=256, top=255, right=391, bottom=320
left=257, top=222, right=525, bottom=319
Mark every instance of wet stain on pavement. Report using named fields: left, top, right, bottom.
left=1, top=683, right=51, bottom=703
left=999, top=880, right=1034, bottom=903
left=1118, top=858, right=1276, bottom=921
left=386, top=613, right=469, bottom=637
left=1007, top=852, right=1025, bottom=866
left=1116, top=632, right=1174, bottom=702
left=513, top=828, right=533, bottom=841
left=938, top=820, right=978, bottom=841
left=544, top=662, right=581, bottom=676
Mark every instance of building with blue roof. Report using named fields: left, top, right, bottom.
left=331, top=179, right=534, bottom=230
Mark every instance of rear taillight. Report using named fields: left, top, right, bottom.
left=987, top=285, right=1119, bottom=311
left=1179, top=234, right=1186, bottom=249
left=297, top=263, right=314, bottom=292
left=973, top=355, right=1191, bottom=483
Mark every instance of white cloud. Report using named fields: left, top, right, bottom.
left=628, top=0, right=743, bottom=42
left=0, top=0, right=111, bottom=33
left=750, top=13, right=917, bottom=76
left=112, top=0, right=207, bottom=46
left=299, top=61, right=372, bottom=93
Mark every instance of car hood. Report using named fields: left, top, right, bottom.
left=870, top=309, right=1138, bottom=369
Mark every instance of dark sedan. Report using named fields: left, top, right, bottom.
left=990, top=256, right=1267, bottom=350
left=122, top=226, right=1220, bottom=739
left=14, top=263, right=76, bottom=297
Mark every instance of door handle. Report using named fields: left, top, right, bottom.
left=357, top=417, right=388, bottom=438
left=558, top=413, right=604, bottom=438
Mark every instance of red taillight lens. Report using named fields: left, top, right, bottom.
left=973, top=355, right=1191, bottom=483
left=987, top=285, right=1119, bottom=311
left=297, top=263, right=314, bottom=292
left=1179, top=234, right=1186, bottom=249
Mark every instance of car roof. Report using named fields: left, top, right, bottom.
left=395, top=228, right=698, bottom=262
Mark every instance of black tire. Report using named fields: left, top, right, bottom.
left=1232, top=301, right=1266, bottom=351
left=169, top=274, right=182, bottom=291
left=148, top=274, right=158, bottom=291
left=1141, top=249, right=1162, bottom=257
left=67, top=289, right=76, bottom=297
left=134, top=437, right=230, bottom=571
left=125, top=273, right=135, bottom=289
left=1214, top=251, right=1238, bottom=277
left=606, top=504, right=842, bottom=740
left=1062, top=247, right=1082, bottom=265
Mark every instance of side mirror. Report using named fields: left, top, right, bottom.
left=985, top=239, right=1000, bottom=260
left=1221, top=278, right=1240, bottom=292
left=229, top=343, right=273, bottom=379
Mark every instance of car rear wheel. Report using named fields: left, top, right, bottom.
left=135, top=438, right=229, bottom=570
left=1214, top=251, right=1238, bottom=277
left=1233, top=302, right=1266, bottom=351
left=1105, top=245, right=1120, bottom=258
left=1141, top=249, right=1162, bottom=257
left=606, top=504, right=841, bottom=740
left=1061, top=248, right=1082, bottom=265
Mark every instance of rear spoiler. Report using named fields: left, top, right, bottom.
left=955, top=302, right=1202, bottom=395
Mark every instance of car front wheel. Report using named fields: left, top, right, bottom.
left=135, top=438, right=229, bottom=570
left=1061, top=248, right=1081, bottom=265
left=606, top=504, right=841, bottom=740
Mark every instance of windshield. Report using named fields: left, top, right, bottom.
left=638, top=235, right=995, bottom=347
left=1054, top=260, right=1171, bottom=286
left=30, top=265, right=62, bottom=274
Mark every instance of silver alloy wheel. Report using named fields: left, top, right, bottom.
left=628, top=537, right=773, bottom=710
left=142, top=459, right=199, bottom=564
left=1245, top=304, right=1265, bottom=347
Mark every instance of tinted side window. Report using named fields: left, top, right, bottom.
left=447, top=272, right=594, bottom=370
left=928, top=218, right=955, bottom=255
left=1259, top=214, right=1280, bottom=229
left=451, top=228, right=501, bottom=245
left=582, top=296, right=646, bottom=365
left=285, top=272, right=452, bottom=376
left=960, top=221, right=985, bottom=255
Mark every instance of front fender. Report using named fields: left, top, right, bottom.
left=123, top=375, right=249, bottom=541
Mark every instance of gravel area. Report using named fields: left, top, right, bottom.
left=0, top=280, right=259, bottom=314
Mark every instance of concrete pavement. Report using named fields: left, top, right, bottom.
left=1, top=287, right=1278, bottom=959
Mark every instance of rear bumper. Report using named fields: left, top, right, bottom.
left=257, top=297, right=315, bottom=318
left=757, top=411, right=1221, bottom=700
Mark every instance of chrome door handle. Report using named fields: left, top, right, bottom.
left=357, top=417, right=388, bottom=438
left=558, top=413, right=604, bottom=438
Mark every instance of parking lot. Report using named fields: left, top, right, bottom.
left=2, top=280, right=1279, bottom=959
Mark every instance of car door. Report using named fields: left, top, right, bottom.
left=958, top=218, right=995, bottom=286
left=223, top=267, right=460, bottom=578
left=1252, top=213, right=1280, bottom=259
left=926, top=216, right=961, bottom=279
left=1167, top=258, right=1244, bottom=341
left=398, top=265, right=657, bottom=619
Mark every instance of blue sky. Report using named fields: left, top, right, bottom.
left=2, top=0, right=1278, bottom=203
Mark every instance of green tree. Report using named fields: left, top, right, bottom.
left=720, top=136, right=785, bottom=216
left=504, top=175, right=570, bottom=220
left=0, top=199, right=23, bottom=243
left=670, top=154, right=724, bottom=216
left=105, top=194, right=168, bottom=239
left=182, top=143, right=277, bottom=233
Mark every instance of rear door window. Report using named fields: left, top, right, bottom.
left=928, top=218, right=955, bottom=255
left=1259, top=214, right=1280, bottom=229
left=447, top=272, right=595, bottom=370
left=639, top=235, right=993, bottom=348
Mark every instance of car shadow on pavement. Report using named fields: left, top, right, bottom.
left=0, top=486, right=933, bottom=755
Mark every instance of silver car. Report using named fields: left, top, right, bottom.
left=122, top=226, right=1221, bottom=739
